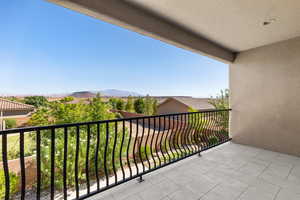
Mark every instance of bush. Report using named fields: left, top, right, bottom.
left=139, top=145, right=152, bottom=161
left=0, top=170, right=19, bottom=199
left=4, top=119, right=17, bottom=129
left=24, top=96, right=48, bottom=108
left=161, top=141, right=170, bottom=153
left=134, top=98, right=145, bottom=114
left=125, top=96, right=134, bottom=112
left=208, top=136, right=219, bottom=145
left=38, top=126, right=129, bottom=189
left=29, top=96, right=130, bottom=189
left=60, top=96, right=74, bottom=103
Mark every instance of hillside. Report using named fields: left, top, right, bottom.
left=70, top=89, right=143, bottom=98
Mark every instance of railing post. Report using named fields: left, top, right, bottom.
left=137, top=175, right=144, bottom=183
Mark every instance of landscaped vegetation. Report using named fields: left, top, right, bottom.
left=109, top=95, right=158, bottom=115
left=0, top=92, right=229, bottom=198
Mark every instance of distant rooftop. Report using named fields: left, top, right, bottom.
left=159, top=97, right=215, bottom=110
left=0, top=98, right=35, bottom=112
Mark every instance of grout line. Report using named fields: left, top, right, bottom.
left=273, top=187, right=281, bottom=200
left=235, top=184, right=251, bottom=200
left=198, top=183, right=220, bottom=200
left=258, top=161, right=272, bottom=178
left=286, top=164, right=295, bottom=179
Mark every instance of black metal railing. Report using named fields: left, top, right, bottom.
left=0, top=109, right=231, bottom=200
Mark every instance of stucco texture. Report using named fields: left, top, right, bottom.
left=230, top=36, right=300, bottom=156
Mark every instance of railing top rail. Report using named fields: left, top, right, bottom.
left=0, top=109, right=231, bottom=135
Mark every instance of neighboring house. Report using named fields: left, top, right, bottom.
left=0, top=98, right=35, bottom=130
left=157, top=97, right=215, bottom=115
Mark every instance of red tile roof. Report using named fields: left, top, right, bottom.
left=0, top=98, right=35, bottom=111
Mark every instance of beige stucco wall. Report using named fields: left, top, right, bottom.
left=230, top=36, right=300, bottom=156
left=157, top=99, right=189, bottom=115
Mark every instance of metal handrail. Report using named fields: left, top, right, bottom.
left=1, top=109, right=231, bottom=200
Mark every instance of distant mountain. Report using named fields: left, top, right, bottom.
left=99, top=89, right=142, bottom=97
left=71, top=91, right=96, bottom=98
left=70, top=89, right=143, bottom=98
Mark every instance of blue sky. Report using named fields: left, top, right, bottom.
left=1, top=0, right=228, bottom=97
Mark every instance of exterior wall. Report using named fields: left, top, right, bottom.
left=230, top=36, right=300, bottom=156
left=3, top=110, right=32, bottom=117
left=157, top=99, right=189, bottom=115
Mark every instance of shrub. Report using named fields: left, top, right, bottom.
left=60, top=96, right=74, bottom=103
left=125, top=96, right=134, bottom=112
left=4, top=119, right=17, bottom=129
left=139, top=145, right=152, bottom=161
left=134, top=98, right=145, bottom=114
left=0, top=170, right=19, bottom=199
left=24, top=96, right=48, bottom=108
left=28, top=96, right=130, bottom=189
left=208, top=136, right=219, bottom=145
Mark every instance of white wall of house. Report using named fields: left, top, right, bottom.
left=230, top=36, right=300, bottom=156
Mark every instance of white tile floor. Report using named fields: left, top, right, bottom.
left=88, top=142, right=300, bottom=200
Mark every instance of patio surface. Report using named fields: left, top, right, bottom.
left=88, top=142, right=300, bottom=200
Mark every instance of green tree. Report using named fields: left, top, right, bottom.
left=144, top=95, right=154, bottom=115
left=24, top=96, right=48, bottom=108
left=108, top=98, right=118, bottom=109
left=116, top=99, right=125, bottom=110
left=28, top=95, right=129, bottom=189
left=59, top=96, right=74, bottom=103
left=134, top=97, right=145, bottom=114
left=209, top=89, right=230, bottom=135
left=152, top=99, right=158, bottom=115
left=125, top=96, right=135, bottom=112
left=209, top=89, right=229, bottom=109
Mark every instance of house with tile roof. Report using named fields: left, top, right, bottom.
left=157, top=97, right=215, bottom=115
left=0, top=98, right=35, bottom=130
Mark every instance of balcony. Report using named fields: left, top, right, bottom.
left=1, top=110, right=230, bottom=200
left=92, top=142, right=300, bottom=200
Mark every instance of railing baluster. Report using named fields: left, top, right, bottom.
left=2, top=133, right=10, bottom=200
left=203, top=112, right=210, bottom=146
left=120, top=121, right=125, bottom=180
left=208, top=112, right=214, bottom=146
left=95, top=123, right=100, bottom=190
left=184, top=114, right=192, bottom=154
left=213, top=111, right=219, bottom=143
left=155, top=116, right=162, bottom=166
left=187, top=113, right=194, bottom=153
left=163, top=116, right=171, bottom=162
left=86, top=124, right=91, bottom=194
left=190, top=113, right=197, bottom=153
left=139, top=118, right=146, bottom=172
left=173, top=115, right=180, bottom=159
left=150, top=117, right=157, bottom=168
left=168, top=115, right=176, bottom=161
left=50, top=128, right=55, bottom=200
left=132, top=119, right=139, bottom=175
left=112, top=121, right=118, bottom=184
left=177, top=115, right=185, bottom=156
left=151, top=117, right=156, bottom=168
left=63, top=127, right=68, bottom=199
left=194, top=113, right=201, bottom=152
left=202, top=112, right=210, bottom=148
left=36, top=130, right=41, bottom=200
left=104, top=122, right=109, bottom=187
left=144, top=118, right=151, bottom=169
left=127, top=120, right=133, bottom=178
left=75, top=126, right=80, bottom=199
left=159, top=116, right=167, bottom=164
left=20, top=131, right=26, bottom=200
